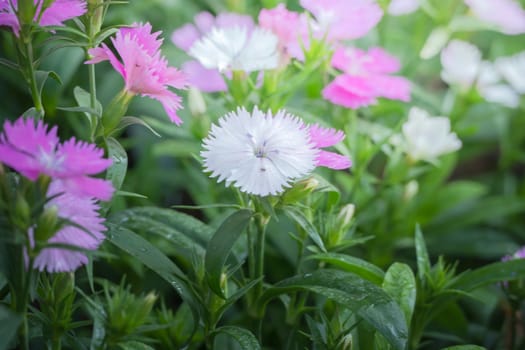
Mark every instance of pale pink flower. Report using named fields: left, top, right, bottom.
left=87, top=23, right=187, bottom=124
left=323, top=47, right=411, bottom=109
left=258, top=4, right=302, bottom=58
left=0, top=0, right=86, bottom=36
left=465, top=0, right=525, bottom=35
left=388, top=0, right=420, bottom=16
left=171, top=11, right=254, bottom=92
left=0, top=117, right=113, bottom=200
left=300, top=0, right=383, bottom=41
left=31, top=181, right=106, bottom=273
left=502, top=246, right=525, bottom=261
left=309, top=125, right=351, bottom=170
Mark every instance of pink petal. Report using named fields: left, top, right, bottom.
left=259, top=4, right=301, bottom=46
left=370, top=75, right=411, bottom=101
left=145, top=90, right=184, bottom=125
left=316, top=150, right=352, bottom=170
left=322, top=75, right=378, bottom=109
left=38, top=0, right=86, bottom=27
left=0, top=144, right=40, bottom=180
left=171, top=23, right=200, bottom=51
left=309, top=124, right=345, bottom=147
left=182, top=60, right=227, bottom=92
left=193, top=11, right=215, bottom=33
left=56, top=138, right=112, bottom=176
left=59, top=176, right=114, bottom=201
left=215, top=12, right=254, bottom=31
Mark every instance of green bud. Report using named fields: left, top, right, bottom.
left=282, top=177, right=319, bottom=204
left=188, top=87, right=206, bottom=116
left=14, top=194, right=31, bottom=229
left=17, top=0, right=37, bottom=33
left=327, top=204, right=355, bottom=248
left=403, top=180, right=419, bottom=202
left=33, top=206, right=59, bottom=243
left=101, top=88, right=134, bottom=136
left=87, top=0, right=104, bottom=36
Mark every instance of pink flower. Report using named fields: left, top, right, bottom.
left=86, top=23, right=187, bottom=125
left=503, top=246, right=525, bottom=261
left=31, top=181, right=106, bottom=273
left=171, top=11, right=254, bottom=92
left=323, top=47, right=411, bottom=109
left=300, top=0, right=383, bottom=41
left=0, top=0, right=86, bottom=36
left=0, top=117, right=113, bottom=200
left=258, top=4, right=302, bottom=58
left=309, top=125, right=351, bottom=169
left=465, top=0, right=525, bottom=35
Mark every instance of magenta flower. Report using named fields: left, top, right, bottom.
left=0, top=117, right=113, bottom=200
left=323, top=47, right=411, bottom=109
left=172, top=11, right=254, bottom=92
left=258, top=4, right=303, bottom=60
left=503, top=246, right=525, bottom=261
left=87, top=23, right=187, bottom=125
left=300, top=0, right=383, bottom=41
left=309, top=125, right=351, bottom=170
left=465, top=0, right=525, bottom=35
left=0, top=0, right=86, bottom=36
left=30, top=180, right=106, bottom=273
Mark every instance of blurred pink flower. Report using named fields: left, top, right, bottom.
left=503, top=246, right=525, bottom=261
left=323, top=47, right=411, bottom=109
left=87, top=23, right=187, bottom=125
left=309, top=125, right=351, bottom=169
left=258, top=4, right=302, bottom=59
left=388, top=0, right=420, bottom=16
left=31, top=181, right=106, bottom=273
left=0, top=0, right=86, bottom=36
left=465, top=0, right=525, bottom=35
left=300, top=0, right=383, bottom=41
left=171, top=11, right=254, bottom=92
left=0, top=117, right=113, bottom=200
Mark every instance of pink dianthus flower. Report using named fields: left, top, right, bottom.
left=0, top=117, right=113, bottom=200
left=323, top=47, right=411, bottom=109
left=0, top=0, right=86, bottom=36
left=30, top=180, right=107, bottom=273
left=258, top=4, right=302, bottom=60
left=86, top=23, right=187, bottom=125
left=309, top=125, right=351, bottom=170
left=171, top=11, right=254, bottom=92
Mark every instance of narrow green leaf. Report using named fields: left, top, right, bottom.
left=211, top=326, right=261, bottom=350
left=57, top=106, right=101, bottom=117
left=0, top=306, right=22, bottom=350
left=73, top=86, right=103, bottom=120
left=383, top=263, right=416, bottom=327
left=205, top=209, right=253, bottom=297
left=117, top=341, right=155, bottom=350
left=259, top=269, right=408, bottom=350
left=283, top=206, right=326, bottom=252
left=115, top=116, right=160, bottom=137
left=21, top=107, right=43, bottom=119
left=104, top=223, right=200, bottom=321
left=451, top=259, right=525, bottom=291
left=105, top=137, right=128, bottom=191
left=308, top=252, right=384, bottom=285
left=415, top=224, right=430, bottom=282
left=441, top=346, right=486, bottom=350
left=0, top=58, right=19, bottom=70
left=36, top=70, right=61, bottom=98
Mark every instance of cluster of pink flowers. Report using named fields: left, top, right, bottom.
left=0, top=0, right=86, bottom=36
left=0, top=117, right=113, bottom=272
left=87, top=23, right=187, bottom=125
left=323, top=47, right=411, bottom=109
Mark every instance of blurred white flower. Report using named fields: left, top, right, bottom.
left=465, top=0, right=525, bottom=35
left=477, top=62, right=520, bottom=108
left=495, top=51, right=525, bottom=94
left=201, top=107, right=318, bottom=196
left=388, top=0, right=419, bottom=16
left=440, top=40, right=481, bottom=90
left=402, top=107, right=462, bottom=163
left=189, top=26, right=279, bottom=72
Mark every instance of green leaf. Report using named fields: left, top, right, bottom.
left=0, top=58, right=19, bottom=70
left=0, top=306, right=22, bottom=350
left=441, top=346, right=486, bottom=350
left=105, top=137, right=128, bottom=192
left=383, top=263, right=416, bottom=327
left=311, top=173, right=341, bottom=208
left=283, top=206, right=326, bottom=252
left=73, top=86, right=103, bottom=120
left=211, top=326, right=261, bottom=350
left=259, top=269, right=408, bottom=350
left=117, top=341, right=155, bottom=350
left=451, top=259, right=525, bottom=292
left=415, top=224, right=430, bottom=282
left=308, top=252, right=385, bottom=285
left=205, top=209, right=252, bottom=297
left=36, top=70, right=62, bottom=97
left=57, top=106, right=101, bottom=117
left=21, top=107, right=43, bottom=119
left=104, top=223, right=200, bottom=322
left=115, top=116, right=160, bottom=137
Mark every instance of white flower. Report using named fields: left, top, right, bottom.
left=388, top=0, right=420, bottom=16
left=495, top=51, right=525, bottom=94
left=477, top=62, right=520, bottom=108
left=201, top=107, right=318, bottom=196
left=189, top=26, right=279, bottom=72
left=402, top=107, right=462, bottom=162
left=465, top=0, right=525, bottom=35
left=440, top=40, right=481, bottom=90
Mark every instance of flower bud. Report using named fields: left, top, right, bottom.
left=403, top=180, right=419, bottom=201
left=188, top=87, right=207, bottom=116
left=88, top=0, right=104, bottom=36
left=13, top=194, right=31, bottom=230
left=101, top=88, right=134, bottom=136
left=282, top=177, right=319, bottom=204
left=327, top=204, right=356, bottom=248
left=420, top=27, right=450, bottom=59
left=33, top=206, right=59, bottom=243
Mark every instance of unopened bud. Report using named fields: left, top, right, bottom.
left=282, top=177, right=319, bottom=204
left=101, top=88, right=134, bottom=136
left=34, top=206, right=59, bottom=243
left=420, top=27, right=450, bottom=59
left=13, top=194, right=31, bottom=230
left=404, top=180, right=419, bottom=201
left=188, top=87, right=207, bottom=116
left=337, top=204, right=355, bottom=230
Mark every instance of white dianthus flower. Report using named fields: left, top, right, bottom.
left=189, top=26, right=279, bottom=72
left=402, top=107, right=462, bottom=163
left=440, top=40, right=482, bottom=91
left=201, top=107, right=318, bottom=196
left=495, top=51, right=525, bottom=94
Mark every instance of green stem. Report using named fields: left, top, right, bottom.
left=23, top=40, right=44, bottom=118
left=253, top=216, right=267, bottom=304
left=88, top=63, right=98, bottom=141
